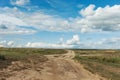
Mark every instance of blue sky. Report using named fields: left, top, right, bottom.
left=0, top=0, right=120, bottom=49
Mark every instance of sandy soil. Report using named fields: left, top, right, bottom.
left=0, top=50, right=107, bottom=80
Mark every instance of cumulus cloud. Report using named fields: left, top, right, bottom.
left=1, top=4, right=120, bottom=34
left=0, top=40, right=15, bottom=47
left=7, top=41, right=14, bottom=47
left=24, top=35, right=120, bottom=49
left=1, top=35, right=120, bottom=49
left=25, top=35, right=80, bottom=48
left=80, top=4, right=95, bottom=16
left=66, top=35, right=80, bottom=45
left=23, top=4, right=120, bottom=32
left=10, top=0, right=30, bottom=6
left=78, top=4, right=120, bottom=32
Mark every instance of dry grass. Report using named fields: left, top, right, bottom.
left=74, top=49, right=120, bottom=80
left=0, top=48, right=67, bottom=69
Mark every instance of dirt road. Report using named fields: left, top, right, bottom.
left=2, top=50, right=106, bottom=80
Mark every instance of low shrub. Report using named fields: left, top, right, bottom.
left=0, top=55, right=6, bottom=60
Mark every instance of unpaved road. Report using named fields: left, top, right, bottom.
left=1, top=50, right=106, bottom=80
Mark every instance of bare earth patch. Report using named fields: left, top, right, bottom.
left=0, top=50, right=106, bottom=80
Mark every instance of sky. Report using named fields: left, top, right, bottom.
left=0, top=0, right=120, bottom=49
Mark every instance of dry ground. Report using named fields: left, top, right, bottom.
left=0, top=50, right=106, bottom=80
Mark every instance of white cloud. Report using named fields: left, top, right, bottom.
left=10, top=0, right=30, bottom=6
left=0, top=40, right=7, bottom=44
left=0, top=40, right=15, bottom=47
left=78, top=4, right=120, bottom=32
left=1, top=35, right=120, bottom=49
left=78, top=37, right=120, bottom=49
left=24, top=36, right=120, bottom=49
left=23, top=4, right=120, bottom=33
left=0, top=7, right=36, bottom=34
left=0, top=14, right=26, bottom=26
left=0, top=29, right=36, bottom=34
left=80, top=4, right=95, bottom=16
left=26, top=42, right=74, bottom=49
left=25, top=35, right=80, bottom=48
left=23, top=12, right=71, bottom=32
left=1, top=4, right=120, bottom=34
left=0, top=7, right=70, bottom=34
left=0, top=24, right=36, bottom=34
left=66, top=35, right=80, bottom=45
left=7, top=41, right=14, bottom=46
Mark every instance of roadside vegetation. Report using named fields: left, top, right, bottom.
left=0, top=48, right=67, bottom=59
left=0, top=48, right=67, bottom=69
left=74, top=49, right=120, bottom=80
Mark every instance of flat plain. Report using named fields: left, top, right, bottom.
left=0, top=48, right=119, bottom=80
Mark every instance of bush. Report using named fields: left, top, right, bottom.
left=0, top=55, right=6, bottom=60
left=103, top=57, right=119, bottom=63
